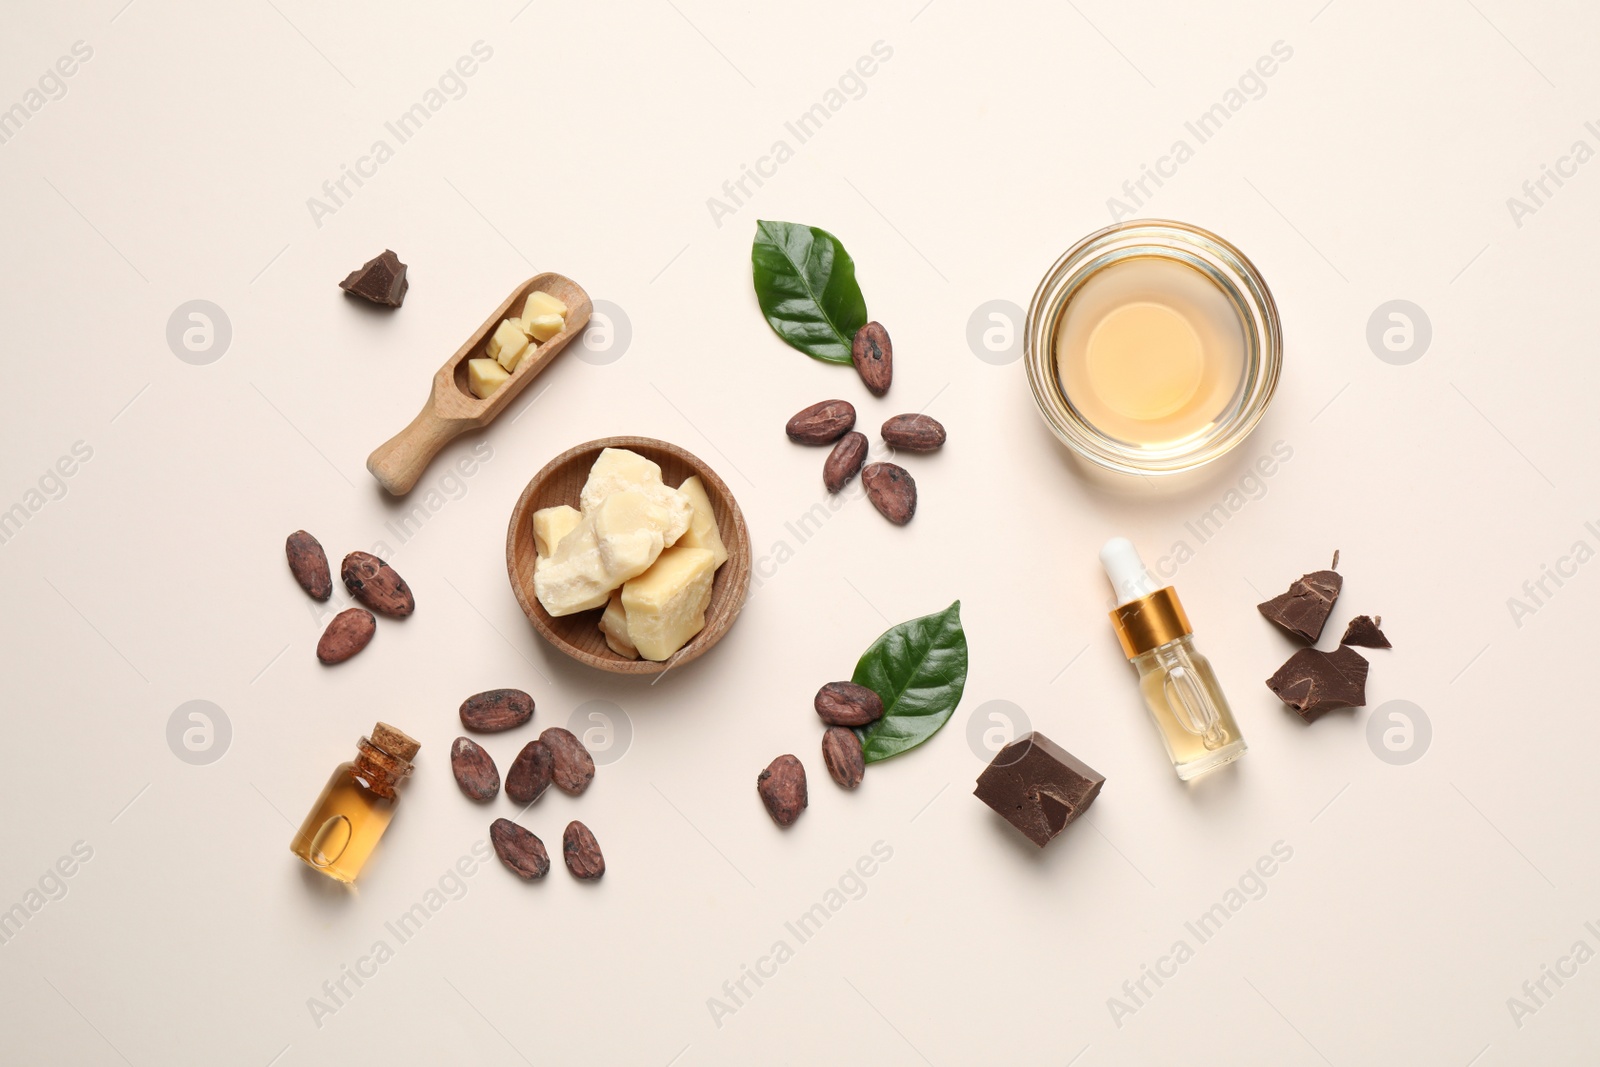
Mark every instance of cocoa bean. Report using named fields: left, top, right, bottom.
left=459, top=689, right=535, bottom=732
left=757, top=754, right=807, bottom=827
left=822, top=727, right=865, bottom=790
left=851, top=322, right=893, bottom=397
left=540, top=727, right=595, bottom=795
left=286, top=530, right=332, bottom=600
left=881, top=413, right=946, bottom=452
left=785, top=400, right=856, bottom=445
left=317, top=608, right=375, bottom=664
left=823, top=432, right=868, bottom=493
left=450, top=737, right=500, bottom=801
left=341, top=551, right=415, bottom=617
left=814, top=681, right=884, bottom=726
left=490, top=818, right=550, bottom=880
left=862, top=463, right=917, bottom=524
left=504, top=740, right=554, bottom=804
left=562, top=821, right=606, bottom=880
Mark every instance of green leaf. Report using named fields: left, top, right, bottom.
left=751, top=220, right=868, bottom=364
left=853, top=601, right=968, bottom=763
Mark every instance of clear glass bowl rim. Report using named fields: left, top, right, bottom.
left=1023, top=219, right=1282, bottom=476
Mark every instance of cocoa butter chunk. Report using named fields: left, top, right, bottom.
left=1257, top=564, right=1342, bottom=642
left=757, top=754, right=807, bottom=827
left=341, top=551, right=415, bottom=617
left=975, top=732, right=1103, bottom=847
left=1339, top=615, right=1391, bottom=649
left=851, top=322, right=892, bottom=396
left=339, top=249, right=408, bottom=307
left=490, top=818, right=550, bottom=880
left=286, top=530, right=332, bottom=600
left=814, top=681, right=883, bottom=726
left=459, top=688, right=535, bottom=732
left=562, top=821, right=605, bottom=880
left=1266, top=646, right=1369, bottom=722
left=785, top=400, right=856, bottom=444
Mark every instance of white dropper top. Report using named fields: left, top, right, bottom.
left=1100, top=537, right=1159, bottom=606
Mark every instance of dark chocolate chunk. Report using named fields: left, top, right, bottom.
left=1257, top=565, right=1343, bottom=643
left=339, top=249, right=408, bottom=307
left=1339, top=615, right=1391, bottom=649
left=973, top=731, right=1104, bottom=847
left=1265, top=646, right=1369, bottom=722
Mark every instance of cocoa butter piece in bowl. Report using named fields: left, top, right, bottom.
left=490, top=818, right=550, bottom=880
left=317, top=608, right=375, bottom=664
left=341, top=551, right=415, bottom=618
left=459, top=688, right=535, bottom=732
left=815, top=681, right=884, bottom=726
left=823, top=432, right=869, bottom=493
left=562, top=821, right=605, bottom=880
left=822, top=727, right=865, bottom=790
left=862, top=462, right=917, bottom=524
left=881, top=413, right=945, bottom=452
left=504, top=739, right=554, bottom=804
left=285, top=530, right=332, bottom=600
left=851, top=322, right=893, bottom=396
left=540, top=727, right=595, bottom=795
left=786, top=400, right=856, bottom=445
left=757, top=754, right=807, bottom=827
left=450, top=737, right=500, bottom=801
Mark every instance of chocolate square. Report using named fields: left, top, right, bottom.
left=974, top=731, right=1104, bottom=847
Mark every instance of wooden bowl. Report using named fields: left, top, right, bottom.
left=506, top=437, right=752, bottom=674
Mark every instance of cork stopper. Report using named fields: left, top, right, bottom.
left=354, top=722, right=419, bottom=798
left=370, top=722, right=421, bottom=762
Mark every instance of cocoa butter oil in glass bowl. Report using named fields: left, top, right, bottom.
left=1024, top=220, right=1281, bottom=475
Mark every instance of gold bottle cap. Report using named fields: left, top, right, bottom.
left=1109, top=587, right=1192, bottom=658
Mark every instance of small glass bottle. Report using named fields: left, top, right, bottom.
left=290, top=722, right=420, bottom=883
left=1100, top=538, right=1246, bottom=780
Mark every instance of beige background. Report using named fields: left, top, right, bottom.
left=2, top=0, right=1597, bottom=1063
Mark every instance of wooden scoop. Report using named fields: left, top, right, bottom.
left=366, top=273, right=592, bottom=495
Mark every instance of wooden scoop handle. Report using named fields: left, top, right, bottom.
left=366, top=403, right=470, bottom=496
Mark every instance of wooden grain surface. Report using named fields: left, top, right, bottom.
left=366, top=273, right=593, bottom=495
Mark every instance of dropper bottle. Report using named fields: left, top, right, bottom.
left=1100, top=538, right=1246, bottom=780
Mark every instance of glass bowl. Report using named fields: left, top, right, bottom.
left=1024, top=220, right=1281, bottom=476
